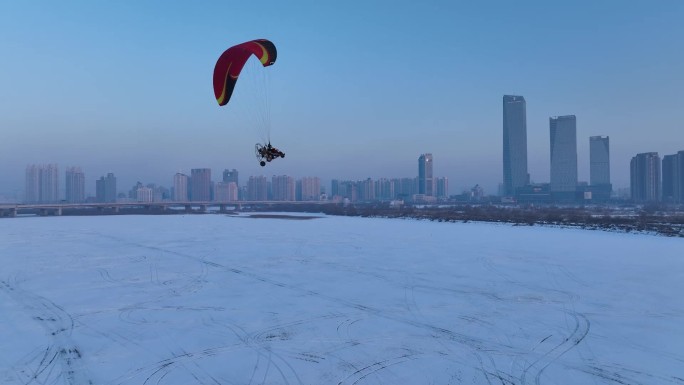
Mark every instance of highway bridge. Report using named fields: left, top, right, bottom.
left=0, top=201, right=328, bottom=217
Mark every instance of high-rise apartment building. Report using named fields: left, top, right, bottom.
left=298, top=177, right=321, bottom=201
left=394, top=178, right=417, bottom=200
left=374, top=178, right=394, bottom=201
left=662, top=150, right=684, bottom=203
left=136, top=186, right=154, bottom=202
left=435, top=177, right=449, bottom=198
left=418, top=153, right=433, bottom=196
left=173, top=173, right=189, bottom=201
left=630, top=152, right=660, bottom=202
left=550, top=115, right=578, bottom=200
left=662, top=154, right=678, bottom=203
left=40, top=164, right=59, bottom=203
left=358, top=178, right=375, bottom=201
left=272, top=175, right=295, bottom=201
left=331, top=179, right=340, bottom=197
left=223, top=169, right=238, bottom=186
left=25, top=164, right=59, bottom=203
left=25, top=165, right=41, bottom=203
left=214, top=182, right=238, bottom=202
left=678, top=151, right=684, bottom=203
left=502, top=95, right=529, bottom=196
left=247, top=176, right=269, bottom=201
left=190, top=168, right=211, bottom=202
left=96, top=173, right=117, bottom=203
left=334, top=180, right=358, bottom=202
left=65, top=167, right=85, bottom=203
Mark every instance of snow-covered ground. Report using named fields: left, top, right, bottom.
left=0, top=214, right=682, bottom=385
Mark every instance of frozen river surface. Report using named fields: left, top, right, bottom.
left=1, top=214, right=683, bottom=384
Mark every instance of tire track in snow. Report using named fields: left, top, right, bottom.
left=96, top=235, right=517, bottom=384
left=0, top=278, right=93, bottom=385
left=519, top=311, right=590, bottom=385
left=336, top=354, right=415, bottom=385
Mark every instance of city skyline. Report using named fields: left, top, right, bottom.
left=12, top=141, right=684, bottom=203
left=1, top=2, right=683, bottom=197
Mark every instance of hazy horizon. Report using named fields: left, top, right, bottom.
left=2, top=1, right=683, bottom=197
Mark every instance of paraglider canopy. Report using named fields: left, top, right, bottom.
left=213, top=39, right=277, bottom=107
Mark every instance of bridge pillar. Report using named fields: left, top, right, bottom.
left=10, top=208, right=17, bottom=217
left=219, top=204, right=227, bottom=213
left=185, top=205, right=192, bottom=213
left=56, top=207, right=62, bottom=216
left=113, top=206, right=120, bottom=213
left=199, top=205, right=207, bottom=213
left=40, top=208, right=48, bottom=216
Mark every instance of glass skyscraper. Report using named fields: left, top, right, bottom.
left=589, top=136, right=610, bottom=186
left=418, top=153, right=433, bottom=196
left=502, top=95, right=528, bottom=197
left=550, top=115, right=578, bottom=200
left=589, top=136, right=611, bottom=200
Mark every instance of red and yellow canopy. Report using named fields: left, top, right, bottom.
left=213, top=39, right=277, bottom=106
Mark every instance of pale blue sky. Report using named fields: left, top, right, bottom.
left=1, top=1, right=682, bottom=196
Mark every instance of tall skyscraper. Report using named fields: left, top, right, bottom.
left=502, top=95, right=528, bottom=196
left=374, top=178, right=393, bottom=201
left=589, top=136, right=610, bottom=186
left=40, top=164, right=59, bottom=203
left=679, top=151, right=684, bottom=203
left=173, top=173, right=189, bottom=201
left=418, top=153, right=433, bottom=196
left=662, top=150, right=684, bottom=203
left=190, top=168, right=212, bottom=202
left=662, top=154, right=678, bottom=203
left=65, top=167, right=85, bottom=203
left=272, top=175, right=295, bottom=201
left=394, top=177, right=417, bottom=200
left=214, top=182, right=238, bottom=202
left=136, top=186, right=154, bottom=202
left=173, top=172, right=190, bottom=202
left=550, top=115, right=578, bottom=200
left=96, top=173, right=117, bottom=203
left=435, top=177, right=449, bottom=198
left=589, top=136, right=611, bottom=200
left=358, top=178, right=376, bottom=201
left=331, top=179, right=340, bottom=197
left=25, top=165, right=41, bottom=203
left=630, top=152, right=660, bottom=202
left=223, top=169, right=238, bottom=186
left=247, top=176, right=269, bottom=201
left=25, top=164, right=59, bottom=203
left=332, top=180, right=358, bottom=202
left=298, top=177, right=321, bottom=201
